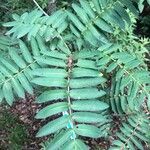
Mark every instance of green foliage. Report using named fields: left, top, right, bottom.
left=0, top=36, right=42, bottom=105
left=110, top=114, right=150, bottom=150
left=0, top=35, right=18, bottom=57
left=31, top=40, right=109, bottom=148
left=1, top=0, right=150, bottom=149
left=98, top=43, right=150, bottom=113
left=3, top=9, right=68, bottom=40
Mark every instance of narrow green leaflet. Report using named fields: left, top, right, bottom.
left=70, top=77, right=106, bottom=88
left=32, top=77, right=67, bottom=87
left=17, top=73, right=33, bottom=94
left=41, top=50, right=67, bottom=60
left=71, top=99, right=109, bottom=111
left=36, top=89, right=67, bottom=103
left=35, top=102, right=68, bottom=119
left=70, top=88, right=106, bottom=99
left=67, top=11, right=85, bottom=31
left=72, top=3, right=89, bottom=24
left=46, top=130, right=72, bottom=150
left=74, top=49, right=99, bottom=59
left=75, top=124, right=101, bottom=138
left=35, top=56, right=66, bottom=67
left=11, top=78, right=25, bottom=98
left=31, top=37, right=40, bottom=57
left=36, top=116, right=69, bottom=137
left=76, top=59, right=97, bottom=69
left=32, top=68, right=68, bottom=78
left=0, top=58, right=19, bottom=73
left=72, top=68, right=100, bottom=77
left=2, top=82, right=14, bottom=105
left=72, top=112, right=106, bottom=123
left=9, top=48, right=26, bottom=69
left=19, top=40, right=33, bottom=63
left=95, top=18, right=113, bottom=33
left=79, top=0, right=95, bottom=18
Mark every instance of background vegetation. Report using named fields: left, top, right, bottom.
left=0, top=0, right=150, bottom=149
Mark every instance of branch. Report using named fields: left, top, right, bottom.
left=32, top=0, right=49, bottom=16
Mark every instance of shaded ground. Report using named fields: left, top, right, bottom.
left=0, top=94, right=112, bottom=150
left=1, top=94, right=127, bottom=149
left=0, top=95, right=49, bottom=150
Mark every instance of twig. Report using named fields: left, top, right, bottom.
left=32, top=0, right=48, bottom=16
